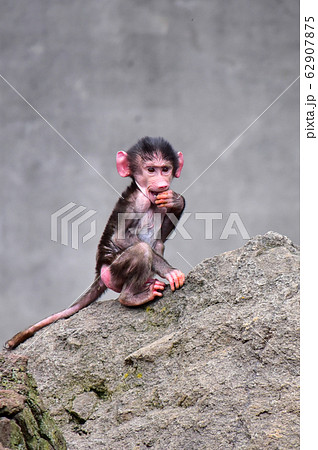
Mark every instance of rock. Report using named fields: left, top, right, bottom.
left=67, top=392, right=98, bottom=424
left=0, top=391, right=26, bottom=417
left=3, top=232, right=299, bottom=449
left=125, top=333, right=176, bottom=365
left=0, top=354, right=66, bottom=449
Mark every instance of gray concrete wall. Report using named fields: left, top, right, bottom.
left=0, top=0, right=299, bottom=344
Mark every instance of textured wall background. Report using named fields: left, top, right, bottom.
left=0, top=0, right=299, bottom=344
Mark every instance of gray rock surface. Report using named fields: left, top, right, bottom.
left=7, top=232, right=299, bottom=449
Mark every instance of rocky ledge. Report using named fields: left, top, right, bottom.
left=1, top=232, right=300, bottom=449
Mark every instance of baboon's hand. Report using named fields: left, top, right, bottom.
left=165, top=269, right=185, bottom=291
left=155, top=190, right=183, bottom=210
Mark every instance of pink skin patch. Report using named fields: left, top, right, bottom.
left=100, top=265, right=121, bottom=293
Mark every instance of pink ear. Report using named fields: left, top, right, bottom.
left=175, top=152, right=184, bottom=178
left=116, top=151, right=131, bottom=177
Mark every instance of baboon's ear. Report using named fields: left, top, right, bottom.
left=175, top=152, right=184, bottom=178
left=116, top=151, right=131, bottom=177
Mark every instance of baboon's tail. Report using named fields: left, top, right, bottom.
left=5, top=279, right=106, bottom=350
